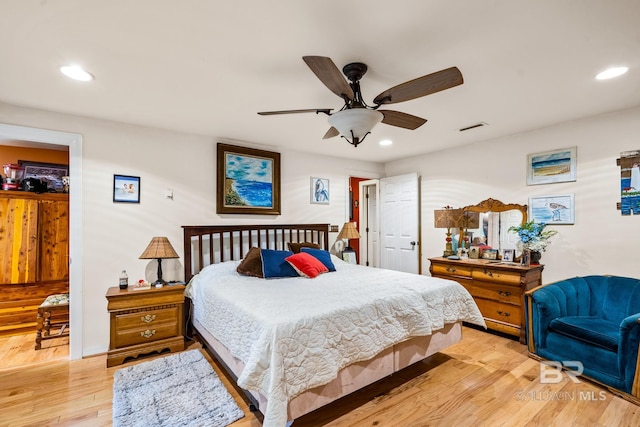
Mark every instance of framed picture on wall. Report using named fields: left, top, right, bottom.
left=310, top=177, right=330, bottom=204
left=216, top=143, right=281, bottom=215
left=526, top=147, right=577, bottom=185
left=529, top=194, right=575, bottom=225
left=113, top=174, right=140, bottom=203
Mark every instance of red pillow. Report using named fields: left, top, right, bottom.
left=285, top=252, right=329, bottom=278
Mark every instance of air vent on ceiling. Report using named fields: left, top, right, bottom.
left=459, top=122, right=488, bottom=132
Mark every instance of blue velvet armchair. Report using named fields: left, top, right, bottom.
left=525, top=275, right=640, bottom=401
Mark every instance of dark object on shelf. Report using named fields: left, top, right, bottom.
left=23, top=177, right=48, bottom=193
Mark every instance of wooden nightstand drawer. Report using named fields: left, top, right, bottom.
left=114, top=322, right=179, bottom=348
left=115, top=307, right=178, bottom=330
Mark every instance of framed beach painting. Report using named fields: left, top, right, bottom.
left=529, top=194, right=575, bottom=225
left=113, top=174, right=140, bottom=203
left=216, top=143, right=281, bottom=215
left=526, top=147, right=577, bottom=185
left=310, top=177, right=330, bottom=204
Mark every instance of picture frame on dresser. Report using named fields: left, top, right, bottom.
left=502, top=249, right=515, bottom=262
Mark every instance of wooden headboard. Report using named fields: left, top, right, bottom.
left=182, top=223, right=330, bottom=282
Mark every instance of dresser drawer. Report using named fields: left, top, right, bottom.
left=463, top=281, right=521, bottom=305
left=471, top=267, right=522, bottom=285
left=475, top=298, right=521, bottom=324
left=431, top=262, right=473, bottom=278
left=115, top=307, right=178, bottom=330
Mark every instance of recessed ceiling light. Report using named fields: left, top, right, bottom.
left=379, top=139, right=393, bottom=146
left=60, top=65, right=94, bottom=82
left=595, top=66, right=628, bottom=80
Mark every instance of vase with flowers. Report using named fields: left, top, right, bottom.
left=508, top=221, right=557, bottom=265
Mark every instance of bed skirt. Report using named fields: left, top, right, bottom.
left=193, top=318, right=462, bottom=420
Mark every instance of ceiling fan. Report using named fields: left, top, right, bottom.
left=258, top=56, right=463, bottom=147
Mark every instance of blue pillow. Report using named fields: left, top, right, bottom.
left=260, top=249, right=299, bottom=278
left=300, top=248, right=336, bottom=272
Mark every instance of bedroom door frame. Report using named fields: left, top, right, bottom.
left=359, top=179, right=380, bottom=267
left=0, top=123, right=83, bottom=360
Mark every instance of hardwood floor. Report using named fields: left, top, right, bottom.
left=1, top=327, right=639, bottom=426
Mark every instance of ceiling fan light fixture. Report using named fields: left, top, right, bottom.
left=328, top=108, right=383, bottom=147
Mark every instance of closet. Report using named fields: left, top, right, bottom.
left=0, top=190, right=69, bottom=336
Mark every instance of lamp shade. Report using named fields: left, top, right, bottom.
left=460, top=210, right=480, bottom=229
left=434, top=208, right=461, bottom=229
left=328, top=108, right=383, bottom=144
left=139, top=237, right=179, bottom=259
left=337, top=222, right=361, bottom=240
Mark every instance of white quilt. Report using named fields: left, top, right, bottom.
left=187, top=256, right=485, bottom=427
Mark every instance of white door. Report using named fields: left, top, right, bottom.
left=358, top=180, right=380, bottom=267
left=380, top=173, right=420, bottom=274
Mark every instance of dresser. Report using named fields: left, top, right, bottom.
left=429, top=257, right=543, bottom=343
left=105, top=285, right=185, bottom=367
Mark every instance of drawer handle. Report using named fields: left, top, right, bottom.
left=483, top=269, right=493, bottom=277
left=141, top=314, right=156, bottom=323
left=497, top=310, right=511, bottom=317
left=446, top=267, right=457, bottom=273
left=498, top=290, right=512, bottom=297
left=141, top=329, right=156, bottom=338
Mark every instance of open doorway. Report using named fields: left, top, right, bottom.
left=0, top=124, right=82, bottom=364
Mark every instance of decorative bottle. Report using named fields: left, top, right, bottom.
left=119, top=270, right=128, bottom=289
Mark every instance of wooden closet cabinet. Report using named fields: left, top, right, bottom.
left=429, top=256, right=543, bottom=344
left=0, top=191, right=69, bottom=336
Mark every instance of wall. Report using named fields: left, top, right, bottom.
left=0, top=145, right=69, bottom=168
left=385, top=106, right=640, bottom=284
left=0, top=101, right=384, bottom=356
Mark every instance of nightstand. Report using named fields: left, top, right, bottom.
left=105, top=285, right=185, bottom=367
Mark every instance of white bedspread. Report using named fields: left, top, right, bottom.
left=187, top=256, right=485, bottom=427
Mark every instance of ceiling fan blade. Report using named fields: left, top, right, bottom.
left=323, top=127, right=340, bottom=139
left=373, top=67, right=463, bottom=105
left=379, top=110, right=427, bottom=130
left=303, top=56, right=354, bottom=101
left=258, top=108, right=332, bottom=116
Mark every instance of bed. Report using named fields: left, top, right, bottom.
left=183, top=223, right=485, bottom=427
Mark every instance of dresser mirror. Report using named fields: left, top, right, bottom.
left=459, top=198, right=527, bottom=255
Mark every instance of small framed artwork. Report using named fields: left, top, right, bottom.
left=19, top=160, right=69, bottom=192
left=502, top=249, right=515, bottom=262
left=310, top=177, right=330, bottom=204
left=216, top=143, right=281, bottom=215
left=526, top=147, right=577, bottom=186
left=468, top=246, right=481, bottom=259
left=113, top=174, right=140, bottom=203
left=529, top=194, right=575, bottom=224
left=481, top=249, right=498, bottom=260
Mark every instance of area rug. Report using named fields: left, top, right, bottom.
left=113, top=349, right=244, bottom=427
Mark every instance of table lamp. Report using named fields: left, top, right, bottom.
left=336, top=222, right=361, bottom=255
left=139, top=237, right=179, bottom=286
left=434, top=207, right=460, bottom=257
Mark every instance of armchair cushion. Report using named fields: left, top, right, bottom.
left=549, top=316, right=619, bottom=352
